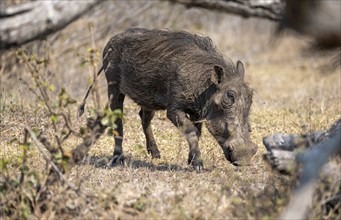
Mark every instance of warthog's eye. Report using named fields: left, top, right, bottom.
left=222, top=91, right=235, bottom=108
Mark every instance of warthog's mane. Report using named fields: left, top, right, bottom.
left=116, top=28, right=233, bottom=67
left=125, top=28, right=218, bottom=54
left=115, top=28, right=235, bottom=80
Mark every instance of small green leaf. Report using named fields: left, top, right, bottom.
left=86, top=48, right=95, bottom=53
left=80, top=127, right=87, bottom=135
left=80, top=59, right=90, bottom=67
left=0, top=159, right=9, bottom=170
left=52, top=152, right=62, bottom=161
left=19, top=144, right=28, bottom=151
left=36, top=59, right=48, bottom=65
left=49, top=85, right=55, bottom=91
left=110, top=115, right=117, bottom=124
left=50, top=114, right=57, bottom=123
left=32, top=128, right=40, bottom=136
left=101, top=117, right=109, bottom=126
left=113, top=109, right=123, bottom=117
left=16, top=49, right=24, bottom=57
left=110, top=123, right=117, bottom=130
left=67, top=98, right=77, bottom=105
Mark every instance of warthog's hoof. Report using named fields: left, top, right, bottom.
left=191, top=159, right=203, bottom=173
left=148, top=147, right=161, bottom=159
left=111, top=154, right=125, bottom=166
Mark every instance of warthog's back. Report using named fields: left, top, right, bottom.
left=103, top=28, right=233, bottom=110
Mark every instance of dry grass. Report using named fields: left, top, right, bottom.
left=1, top=1, right=340, bottom=219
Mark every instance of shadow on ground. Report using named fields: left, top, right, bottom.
left=81, top=155, right=196, bottom=172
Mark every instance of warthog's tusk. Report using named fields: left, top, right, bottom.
left=194, top=119, right=207, bottom=123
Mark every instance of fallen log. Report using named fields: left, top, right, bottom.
left=263, top=119, right=341, bottom=218
left=263, top=121, right=341, bottom=174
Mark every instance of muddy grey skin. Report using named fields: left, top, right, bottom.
left=80, top=28, right=257, bottom=172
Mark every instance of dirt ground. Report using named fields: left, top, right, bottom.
left=1, top=1, right=340, bottom=219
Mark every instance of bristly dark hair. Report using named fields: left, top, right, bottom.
left=116, top=28, right=235, bottom=77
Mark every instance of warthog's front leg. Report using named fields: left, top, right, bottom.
left=167, top=109, right=203, bottom=172
left=139, top=109, right=161, bottom=158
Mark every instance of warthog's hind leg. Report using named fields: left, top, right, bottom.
left=108, top=85, right=125, bottom=166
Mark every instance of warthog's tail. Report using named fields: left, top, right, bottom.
left=78, top=66, right=104, bottom=117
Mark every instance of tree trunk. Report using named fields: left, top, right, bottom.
left=0, top=0, right=101, bottom=50
left=171, top=0, right=341, bottom=48
left=170, top=0, right=284, bottom=21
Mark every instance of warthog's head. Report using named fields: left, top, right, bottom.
left=205, top=61, right=257, bottom=166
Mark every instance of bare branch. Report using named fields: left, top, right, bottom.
left=25, top=127, right=78, bottom=192
left=71, top=116, right=108, bottom=164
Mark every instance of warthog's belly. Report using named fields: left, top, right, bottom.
left=120, top=71, right=170, bottom=110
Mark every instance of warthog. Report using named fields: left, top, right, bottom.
left=79, top=28, right=257, bottom=171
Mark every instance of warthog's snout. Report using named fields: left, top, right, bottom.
left=222, top=138, right=258, bottom=166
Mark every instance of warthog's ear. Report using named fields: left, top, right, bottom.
left=236, top=61, right=245, bottom=79
left=212, top=65, right=224, bottom=84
